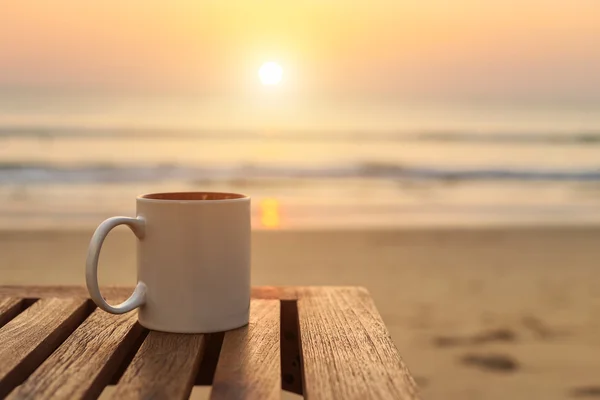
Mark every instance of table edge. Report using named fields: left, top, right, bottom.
left=0, top=285, right=370, bottom=300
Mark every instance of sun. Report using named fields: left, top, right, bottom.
left=258, top=62, right=283, bottom=85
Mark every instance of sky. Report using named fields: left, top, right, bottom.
left=1, top=1, right=599, bottom=129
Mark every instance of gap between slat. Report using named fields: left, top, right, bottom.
left=21, top=298, right=39, bottom=308
left=195, top=331, right=225, bottom=386
left=109, top=327, right=150, bottom=385
left=281, top=300, right=304, bottom=396
left=0, top=298, right=35, bottom=329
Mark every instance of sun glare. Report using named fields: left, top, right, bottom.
left=258, top=62, right=283, bottom=85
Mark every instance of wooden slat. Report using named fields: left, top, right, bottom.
left=211, top=300, right=280, bottom=400
left=111, top=332, right=206, bottom=399
left=8, top=309, right=144, bottom=399
left=0, top=298, right=24, bottom=328
left=0, top=298, right=89, bottom=398
left=298, top=287, right=419, bottom=400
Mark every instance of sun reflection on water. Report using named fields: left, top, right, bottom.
left=260, top=198, right=281, bottom=228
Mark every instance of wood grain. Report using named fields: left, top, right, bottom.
left=0, top=298, right=24, bottom=328
left=0, top=298, right=89, bottom=398
left=111, top=332, right=206, bottom=399
left=298, top=287, right=419, bottom=400
left=8, top=309, right=144, bottom=400
left=211, top=300, right=280, bottom=400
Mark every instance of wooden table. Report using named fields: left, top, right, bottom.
left=0, top=286, right=419, bottom=399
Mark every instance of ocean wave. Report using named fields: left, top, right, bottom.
left=415, top=131, right=600, bottom=144
left=1, top=127, right=600, bottom=144
left=1, top=162, right=600, bottom=184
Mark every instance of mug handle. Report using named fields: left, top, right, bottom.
left=86, top=216, right=147, bottom=314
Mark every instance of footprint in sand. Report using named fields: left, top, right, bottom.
left=434, top=328, right=517, bottom=347
left=460, top=353, right=519, bottom=373
left=570, top=386, right=600, bottom=398
left=413, top=376, right=429, bottom=388
left=521, top=315, right=568, bottom=339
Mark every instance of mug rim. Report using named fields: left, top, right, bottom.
left=137, top=191, right=250, bottom=203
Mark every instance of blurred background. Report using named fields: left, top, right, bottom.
left=1, top=1, right=600, bottom=399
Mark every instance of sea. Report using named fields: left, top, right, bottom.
left=1, top=95, right=600, bottom=230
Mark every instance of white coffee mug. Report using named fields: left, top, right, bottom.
left=86, top=192, right=251, bottom=333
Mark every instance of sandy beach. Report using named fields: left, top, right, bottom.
left=2, top=226, right=599, bottom=399
left=4, top=1, right=600, bottom=398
